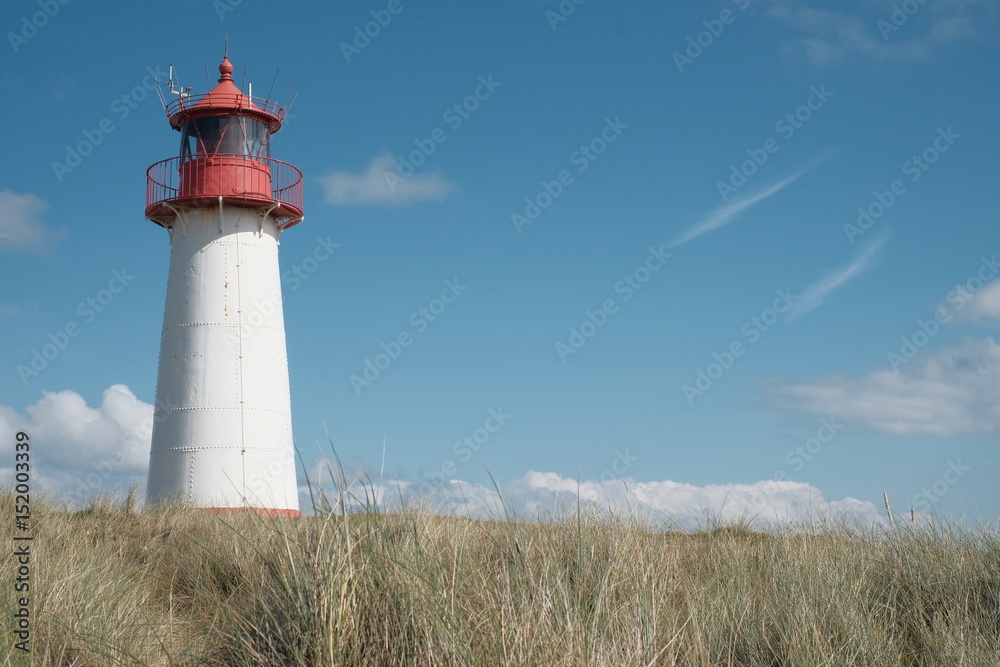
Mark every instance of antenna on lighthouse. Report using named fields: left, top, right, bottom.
left=282, top=81, right=298, bottom=122
left=167, top=65, right=192, bottom=98
left=282, top=80, right=296, bottom=110
left=266, top=69, right=280, bottom=102
left=153, top=72, right=168, bottom=113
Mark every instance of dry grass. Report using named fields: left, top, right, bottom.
left=1, top=492, right=998, bottom=666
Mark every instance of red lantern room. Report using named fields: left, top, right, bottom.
left=145, top=56, right=304, bottom=230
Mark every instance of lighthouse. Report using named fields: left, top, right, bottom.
left=144, top=55, right=303, bottom=516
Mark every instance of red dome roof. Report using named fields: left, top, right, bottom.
left=166, top=57, right=285, bottom=133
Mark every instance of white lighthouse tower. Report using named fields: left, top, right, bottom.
left=144, top=55, right=303, bottom=516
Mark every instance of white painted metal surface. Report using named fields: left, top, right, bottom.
left=147, top=203, right=299, bottom=512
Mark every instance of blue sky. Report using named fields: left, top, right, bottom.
left=1, top=0, right=998, bottom=524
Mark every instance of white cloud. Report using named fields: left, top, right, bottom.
left=1, top=394, right=883, bottom=527
left=769, top=2, right=982, bottom=64
left=320, top=153, right=457, bottom=206
left=786, top=231, right=888, bottom=320
left=770, top=337, right=1000, bottom=436
left=946, top=279, right=1000, bottom=323
left=0, top=385, right=153, bottom=506
left=305, top=467, right=883, bottom=528
left=0, top=190, right=65, bottom=253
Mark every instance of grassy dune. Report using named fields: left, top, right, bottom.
left=1, top=493, right=998, bottom=666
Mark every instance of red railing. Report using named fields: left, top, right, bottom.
left=146, top=154, right=303, bottom=228
left=166, top=93, right=285, bottom=122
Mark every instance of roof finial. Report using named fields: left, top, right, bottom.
left=218, top=54, right=234, bottom=83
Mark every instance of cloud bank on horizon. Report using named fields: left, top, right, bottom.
left=1, top=384, right=880, bottom=525
left=302, top=461, right=884, bottom=527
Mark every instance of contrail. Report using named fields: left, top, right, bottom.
left=668, top=170, right=804, bottom=248
left=787, top=231, right=890, bottom=321
left=668, top=145, right=847, bottom=248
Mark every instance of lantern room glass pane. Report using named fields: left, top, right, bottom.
left=179, top=116, right=271, bottom=157
left=243, top=118, right=270, bottom=157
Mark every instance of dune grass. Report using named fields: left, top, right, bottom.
left=1, top=491, right=998, bottom=666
